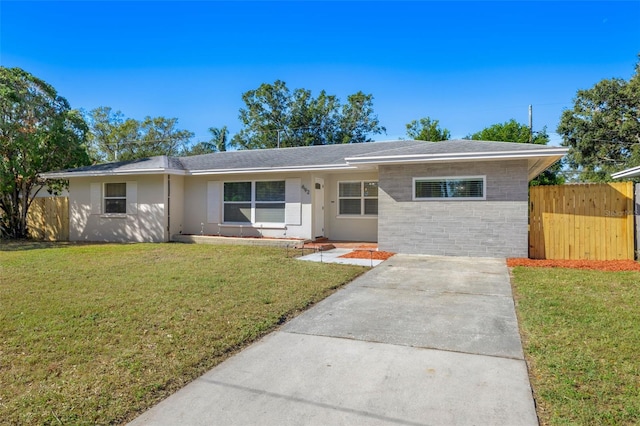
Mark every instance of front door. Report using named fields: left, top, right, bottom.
left=314, top=177, right=325, bottom=239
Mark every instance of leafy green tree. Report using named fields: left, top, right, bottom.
left=334, top=92, right=386, bottom=144
left=182, top=142, right=216, bottom=156
left=232, top=80, right=291, bottom=149
left=468, top=119, right=564, bottom=186
left=182, top=126, right=229, bottom=156
left=0, top=67, right=90, bottom=239
left=288, top=89, right=340, bottom=147
left=468, top=118, right=549, bottom=145
left=208, top=125, right=229, bottom=152
left=406, top=117, right=451, bottom=141
left=121, top=116, right=193, bottom=161
left=85, top=106, right=139, bottom=162
left=557, top=58, right=640, bottom=182
left=86, top=108, right=193, bottom=161
left=231, top=80, right=385, bottom=149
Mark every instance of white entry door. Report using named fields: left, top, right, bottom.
left=314, top=178, right=325, bottom=238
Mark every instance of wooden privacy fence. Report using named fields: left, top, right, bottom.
left=27, top=197, right=69, bottom=241
left=529, top=182, right=635, bottom=260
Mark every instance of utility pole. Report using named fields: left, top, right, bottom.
left=277, top=129, right=284, bottom=148
left=528, top=104, right=533, bottom=143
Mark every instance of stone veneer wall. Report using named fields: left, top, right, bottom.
left=377, top=160, right=529, bottom=258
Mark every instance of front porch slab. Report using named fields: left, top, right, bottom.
left=171, top=234, right=304, bottom=248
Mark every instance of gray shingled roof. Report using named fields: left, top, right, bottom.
left=44, top=155, right=184, bottom=175
left=41, top=139, right=566, bottom=178
left=179, top=140, right=424, bottom=171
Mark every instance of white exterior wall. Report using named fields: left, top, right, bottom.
left=181, top=173, right=313, bottom=240
left=324, top=171, right=378, bottom=242
left=68, top=175, right=166, bottom=242
left=168, top=174, right=184, bottom=239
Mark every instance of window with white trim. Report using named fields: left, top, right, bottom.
left=255, top=181, right=285, bottom=222
left=338, top=181, right=378, bottom=216
left=223, top=181, right=285, bottom=223
left=413, top=176, right=485, bottom=200
left=104, top=183, right=127, bottom=213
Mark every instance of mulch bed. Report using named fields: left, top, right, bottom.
left=507, top=258, right=640, bottom=272
left=339, top=250, right=395, bottom=261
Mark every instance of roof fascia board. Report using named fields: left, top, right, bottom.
left=612, top=166, right=640, bottom=179
left=346, top=150, right=568, bottom=166
left=41, top=169, right=186, bottom=179
left=187, top=164, right=356, bottom=175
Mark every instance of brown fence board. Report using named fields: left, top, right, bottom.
left=27, top=197, right=69, bottom=241
left=529, top=182, right=635, bottom=260
left=577, top=187, right=586, bottom=259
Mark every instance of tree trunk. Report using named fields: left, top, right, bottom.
left=0, top=190, right=31, bottom=239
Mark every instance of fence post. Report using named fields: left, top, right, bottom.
left=636, top=183, right=639, bottom=260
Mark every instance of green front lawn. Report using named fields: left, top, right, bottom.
left=511, top=267, right=640, bottom=425
left=0, top=242, right=365, bottom=425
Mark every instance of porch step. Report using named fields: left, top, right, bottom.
left=294, top=240, right=336, bottom=251
left=314, top=237, right=330, bottom=243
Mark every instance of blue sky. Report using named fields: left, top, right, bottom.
left=1, top=1, right=639, bottom=147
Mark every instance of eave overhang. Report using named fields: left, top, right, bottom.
left=187, top=163, right=357, bottom=175
left=345, top=148, right=569, bottom=181
left=611, top=165, right=640, bottom=179
left=40, top=168, right=188, bottom=179
left=39, top=147, right=568, bottom=181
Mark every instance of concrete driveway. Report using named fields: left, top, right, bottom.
left=130, top=255, right=537, bottom=426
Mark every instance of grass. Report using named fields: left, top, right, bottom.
left=511, top=266, right=640, bottom=425
left=0, top=242, right=366, bottom=425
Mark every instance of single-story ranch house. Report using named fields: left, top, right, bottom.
left=42, top=139, right=567, bottom=257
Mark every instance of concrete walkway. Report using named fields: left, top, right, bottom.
left=130, top=255, right=537, bottom=426
left=297, top=247, right=385, bottom=267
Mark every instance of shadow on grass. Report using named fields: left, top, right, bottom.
left=0, top=239, right=72, bottom=251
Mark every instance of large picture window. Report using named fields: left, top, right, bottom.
left=104, top=183, right=127, bottom=213
left=338, top=181, right=378, bottom=216
left=413, top=176, right=485, bottom=200
left=223, top=180, right=285, bottom=223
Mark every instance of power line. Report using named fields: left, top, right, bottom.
left=264, top=126, right=321, bottom=148
left=560, top=138, right=640, bottom=144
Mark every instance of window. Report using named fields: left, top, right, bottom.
left=338, top=181, right=378, bottom=216
left=104, top=183, right=127, bottom=213
left=255, top=181, right=285, bottom=223
left=413, top=176, right=485, bottom=200
left=224, top=182, right=251, bottom=222
left=223, top=180, right=285, bottom=223
left=91, top=181, right=136, bottom=216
